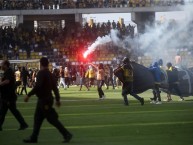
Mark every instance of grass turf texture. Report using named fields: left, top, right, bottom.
left=0, top=86, right=193, bottom=145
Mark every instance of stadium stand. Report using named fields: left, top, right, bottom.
left=0, top=0, right=190, bottom=10
left=0, top=20, right=136, bottom=65
left=1, top=18, right=193, bottom=68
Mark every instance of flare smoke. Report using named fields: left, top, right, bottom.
left=84, top=4, right=193, bottom=65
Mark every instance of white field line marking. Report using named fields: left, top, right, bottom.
left=5, top=109, right=193, bottom=119
left=2, top=121, right=193, bottom=131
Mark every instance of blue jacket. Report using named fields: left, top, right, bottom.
left=149, top=62, right=162, bottom=82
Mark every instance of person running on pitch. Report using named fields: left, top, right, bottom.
left=114, top=57, right=144, bottom=106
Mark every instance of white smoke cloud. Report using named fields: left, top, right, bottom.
left=84, top=4, right=193, bottom=66
left=135, top=4, right=193, bottom=65
left=84, top=29, right=133, bottom=58
left=110, top=29, right=121, bottom=46
left=84, top=29, right=120, bottom=58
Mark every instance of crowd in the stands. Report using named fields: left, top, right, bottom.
left=0, top=0, right=188, bottom=10
left=0, top=20, right=135, bottom=59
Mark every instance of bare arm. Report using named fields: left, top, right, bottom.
left=89, top=63, right=97, bottom=69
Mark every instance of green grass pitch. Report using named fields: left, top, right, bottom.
left=0, top=86, right=193, bottom=145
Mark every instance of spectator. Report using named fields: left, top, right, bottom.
left=15, top=67, right=22, bottom=95
left=85, top=65, right=95, bottom=87
left=166, top=62, right=184, bottom=101
left=64, top=66, right=70, bottom=88
left=20, top=66, right=30, bottom=95
left=79, top=65, right=89, bottom=91
left=90, top=62, right=106, bottom=100
left=175, top=52, right=182, bottom=66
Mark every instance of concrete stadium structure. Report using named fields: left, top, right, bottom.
left=0, top=5, right=190, bottom=33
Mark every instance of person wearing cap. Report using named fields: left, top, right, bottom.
left=117, top=57, right=144, bottom=106
left=0, top=60, right=28, bottom=131
left=23, top=57, right=72, bottom=143
left=166, top=62, right=184, bottom=101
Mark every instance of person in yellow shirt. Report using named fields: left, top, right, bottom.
left=15, top=67, right=22, bottom=95
left=85, top=65, right=95, bottom=87
left=114, top=57, right=144, bottom=106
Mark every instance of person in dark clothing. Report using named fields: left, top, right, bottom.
left=20, top=66, right=30, bottom=95
left=52, top=68, right=59, bottom=84
left=0, top=60, right=28, bottom=131
left=158, top=59, right=163, bottom=67
left=112, top=20, right=116, bottom=29
left=115, top=57, right=144, bottom=106
left=79, top=65, right=89, bottom=91
left=166, top=62, right=184, bottom=101
left=71, top=67, right=77, bottom=85
left=23, top=57, right=72, bottom=143
left=28, top=68, right=33, bottom=88
left=107, top=65, right=115, bottom=89
left=104, top=65, right=109, bottom=89
left=149, top=62, right=162, bottom=104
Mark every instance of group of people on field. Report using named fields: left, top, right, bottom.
left=149, top=59, right=184, bottom=105
left=11, top=56, right=185, bottom=106
left=0, top=56, right=187, bottom=144
left=0, top=58, right=72, bottom=143
left=55, top=64, right=116, bottom=91
left=7, top=63, right=119, bottom=98
left=14, top=66, right=38, bottom=95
